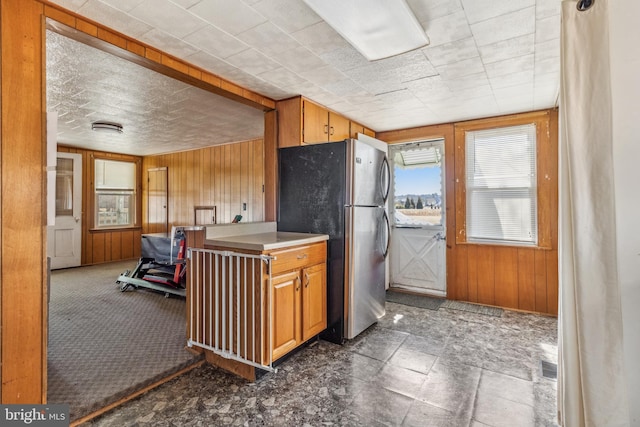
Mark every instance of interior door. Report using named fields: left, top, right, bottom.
left=389, top=140, right=447, bottom=296
left=147, top=167, right=168, bottom=234
left=47, top=152, right=82, bottom=269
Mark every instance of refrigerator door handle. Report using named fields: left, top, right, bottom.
left=380, top=156, right=391, bottom=203
left=383, top=210, right=391, bottom=258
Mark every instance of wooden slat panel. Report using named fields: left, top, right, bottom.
left=453, top=245, right=468, bottom=301
left=111, top=232, right=122, bottom=261
left=546, top=249, right=559, bottom=315
left=133, top=230, right=142, bottom=259
left=139, top=140, right=265, bottom=231
left=494, top=247, right=518, bottom=309
left=476, top=246, right=495, bottom=305
left=92, top=232, right=106, bottom=263
left=534, top=249, right=548, bottom=313
left=76, top=19, right=98, bottom=37
left=104, top=232, right=112, bottom=262
left=121, top=230, right=134, bottom=260
left=517, top=249, right=536, bottom=312
left=44, top=5, right=75, bottom=27
left=467, top=245, right=478, bottom=303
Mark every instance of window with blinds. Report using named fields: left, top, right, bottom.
left=465, top=124, right=537, bottom=245
left=94, top=159, right=136, bottom=228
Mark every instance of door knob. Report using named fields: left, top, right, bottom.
left=74, top=217, right=80, bottom=223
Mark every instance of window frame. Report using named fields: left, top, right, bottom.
left=454, top=111, right=554, bottom=250
left=92, top=156, right=141, bottom=231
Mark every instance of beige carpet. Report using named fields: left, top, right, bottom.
left=47, top=260, right=202, bottom=421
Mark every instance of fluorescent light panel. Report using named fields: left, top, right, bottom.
left=303, top=0, right=429, bottom=61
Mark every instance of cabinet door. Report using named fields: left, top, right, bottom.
left=303, top=100, right=329, bottom=144
left=271, top=270, right=301, bottom=360
left=302, top=263, right=327, bottom=341
left=329, top=112, right=350, bottom=142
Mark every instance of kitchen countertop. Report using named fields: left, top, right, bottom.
left=204, top=231, right=329, bottom=251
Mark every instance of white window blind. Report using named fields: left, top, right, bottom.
left=465, top=124, right=537, bottom=245
left=95, top=159, right=136, bottom=228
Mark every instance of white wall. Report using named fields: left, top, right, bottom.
left=610, top=0, right=640, bottom=424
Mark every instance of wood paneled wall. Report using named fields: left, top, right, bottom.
left=377, top=109, right=559, bottom=315
left=142, top=139, right=265, bottom=231
left=58, top=146, right=143, bottom=265
left=1, top=0, right=47, bottom=404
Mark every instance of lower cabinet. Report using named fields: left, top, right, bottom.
left=271, top=258, right=327, bottom=361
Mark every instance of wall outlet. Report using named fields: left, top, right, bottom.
left=242, top=202, right=247, bottom=211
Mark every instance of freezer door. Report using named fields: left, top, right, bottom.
left=344, top=206, right=386, bottom=339
left=347, top=140, right=389, bottom=206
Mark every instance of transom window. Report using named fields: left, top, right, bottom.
left=94, top=159, right=136, bottom=228
left=465, top=124, right=538, bottom=245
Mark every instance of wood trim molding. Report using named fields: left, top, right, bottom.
left=39, top=1, right=276, bottom=112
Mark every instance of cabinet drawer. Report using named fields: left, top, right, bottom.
left=270, top=242, right=326, bottom=275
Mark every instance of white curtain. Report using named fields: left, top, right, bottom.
left=558, top=1, right=629, bottom=426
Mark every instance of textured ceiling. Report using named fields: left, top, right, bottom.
left=47, top=0, right=560, bottom=154
left=47, top=30, right=265, bottom=156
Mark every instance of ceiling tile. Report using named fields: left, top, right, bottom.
left=489, top=70, right=534, bottom=89
left=188, top=0, right=267, bottom=35
left=319, top=46, right=371, bottom=72
left=460, top=0, right=534, bottom=24
left=48, top=0, right=89, bottom=11
left=251, top=0, right=322, bottom=34
left=257, top=67, right=308, bottom=88
left=98, top=0, right=146, bottom=12
left=275, top=46, right=326, bottom=74
left=470, top=7, right=535, bottom=47
left=291, top=21, right=350, bottom=56
left=129, top=0, right=207, bottom=38
left=138, top=29, right=200, bottom=59
left=443, top=72, right=490, bottom=91
left=171, top=0, right=202, bottom=8
left=236, top=22, right=301, bottom=56
left=183, top=24, right=249, bottom=59
left=225, top=48, right=281, bottom=75
left=77, top=1, right=153, bottom=38
left=423, top=37, right=479, bottom=67
left=436, top=56, right=486, bottom=80
left=407, top=0, right=463, bottom=22
left=485, top=54, right=534, bottom=78
left=298, top=65, right=347, bottom=87
left=536, top=0, right=561, bottom=20
left=422, top=10, right=472, bottom=47
left=478, top=33, right=535, bottom=64
left=535, top=15, right=560, bottom=44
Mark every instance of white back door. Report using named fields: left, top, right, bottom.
left=47, top=152, right=82, bottom=269
left=389, top=140, right=446, bottom=296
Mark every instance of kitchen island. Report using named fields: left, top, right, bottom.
left=187, top=222, right=329, bottom=380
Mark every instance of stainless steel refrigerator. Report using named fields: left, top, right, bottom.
left=278, top=139, right=390, bottom=343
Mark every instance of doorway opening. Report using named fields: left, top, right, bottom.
left=388, top=139, right=447, bottom=296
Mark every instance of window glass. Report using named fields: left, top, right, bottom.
left=465, top=124, right=537, bottom=245
left=55, top=157, right=74, bottom=217
left=95, top=159, right=136, bottom=228
left=390, top=141, right=444, bottom=227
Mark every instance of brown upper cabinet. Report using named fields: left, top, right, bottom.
left=277, top=96, right=369, bottom=147
left=349, top=121, right=375, bottom=139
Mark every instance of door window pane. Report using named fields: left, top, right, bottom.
left=390, top=141, right=444, bottom=227
left=55, top=157, right=74, bottom=216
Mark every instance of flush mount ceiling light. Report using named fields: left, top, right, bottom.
left=91, top=121, right=123, bottom=134
left=303, top=0, right=429, bottom=61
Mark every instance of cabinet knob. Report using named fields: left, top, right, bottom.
left=295, top=276, right=300, bottom=291
left=304, top=272, right=310, bottom=288
left=330, top=126, right=335, bottom=136
left=296, top=253, right=308, bottom=260
left=324, top=124, right=329, bottom=135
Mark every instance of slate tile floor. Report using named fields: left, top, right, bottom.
left=86, top=302, right=558, bottom=426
